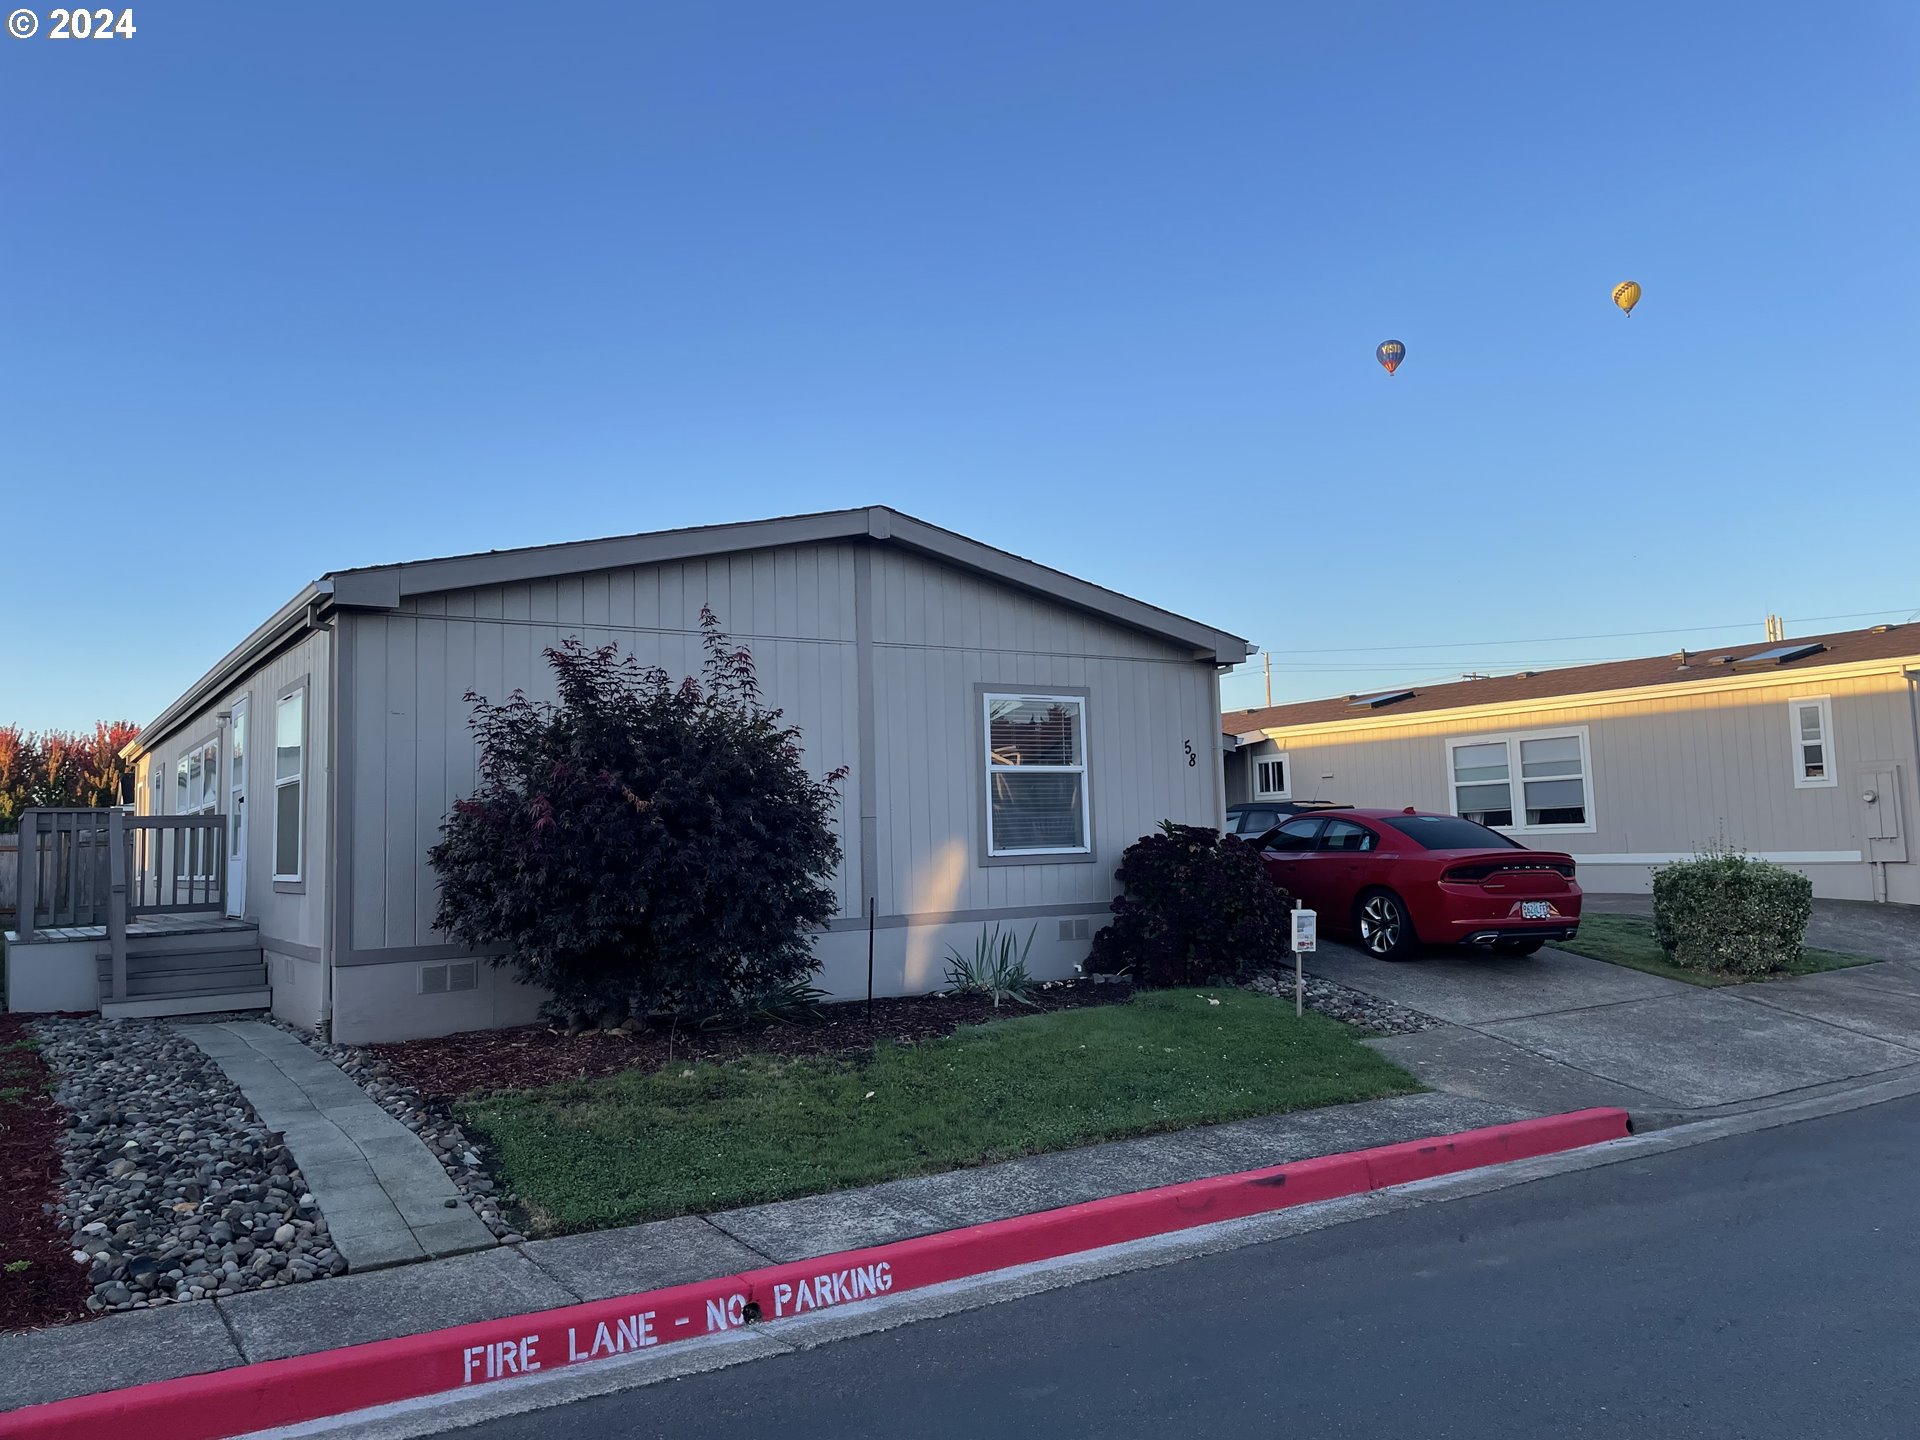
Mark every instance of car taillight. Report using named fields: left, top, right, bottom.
left=1444, top=864, right=1494, bottom=882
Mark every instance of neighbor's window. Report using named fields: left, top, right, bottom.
left=1791, top=696, right=1837, bottom=788
left=1447, top=728, right=1592, bottom=831
left=984, top=692, right=1089, bottom=856
left=275, top=689, right=306, bottom=880
left=1253, top=752, right=1290, bottom=800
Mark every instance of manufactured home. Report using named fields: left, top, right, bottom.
left=1223, top=625, right=1920, bottom=905
left=7, top=508, right=1248, bottom=1041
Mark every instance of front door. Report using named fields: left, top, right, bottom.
left=226, top=698, right=248, bottom=917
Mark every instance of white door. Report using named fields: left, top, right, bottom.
left=227, top=698, right=248, bottom=917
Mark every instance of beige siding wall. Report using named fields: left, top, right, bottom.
left=133, top=628, right=332, bottom=951
left=1265, top=671, right=1920, bottom=902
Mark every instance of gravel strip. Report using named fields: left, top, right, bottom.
left=1246, top=969, right=1439, bottom=1035
left=33, top=1017, right=345, bottom=1315
left=268, top=1020, right=520, bottom=1243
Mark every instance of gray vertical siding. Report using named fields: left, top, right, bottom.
left=341, top=539, right=1225, bottom=956
left=344, top=542, right=863, bottom=953
left=133, top=628, right=331, bottom=951
left=868, top=548, right=1219, bottom=917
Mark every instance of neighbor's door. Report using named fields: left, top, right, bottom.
left=226, top=698, right=248, bottom=917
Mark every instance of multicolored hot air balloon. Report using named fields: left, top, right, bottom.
left=1612, top=280, right=1641, bottom=317
left=1376, top=339, right=1405, bottom=376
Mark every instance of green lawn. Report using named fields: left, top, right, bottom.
left=460, top=989, right=1421, bottom=1235
left=1555, top=913, right=1877, bottom=987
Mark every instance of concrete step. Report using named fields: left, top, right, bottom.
left=100, top=989, right=271, bottom=1020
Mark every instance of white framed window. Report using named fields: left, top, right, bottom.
left=172, top=735, right=221, bottom=880
left=174, top=737, right=221, bottom=816
left=983, top=692, right=1090, bottom=857
left=1790, top=696, right=1837, bottom=788
left=1445, top=726, right=1594, bottom=833
left=274, top=687, right=306, bottom=881
left=1253, top=751, right=1290, bottom=801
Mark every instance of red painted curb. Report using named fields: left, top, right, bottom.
left=0, top=1107, right=1628, bottom=1440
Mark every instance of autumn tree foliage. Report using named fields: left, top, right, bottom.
left=0, top=721, right=141, bottom=826
left=428, top=610, right=848, bottom=1026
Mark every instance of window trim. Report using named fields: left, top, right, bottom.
left=976, top=685, right=1095, bottom=866
left=1252, top=749, right=1291, bottom=801
left=1790, top=695, right=1838, bottom=789
left=273, top=679, right=310, bottom=885
left=1443, top=725, right=1597, bottom=835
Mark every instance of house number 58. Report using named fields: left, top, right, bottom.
left=1183, top=740, right=1196, bottom=768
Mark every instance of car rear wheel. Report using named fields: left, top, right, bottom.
left=1494, top=939, right=1544, bottom=956
left=1356, top=890, right=1417, bottom=961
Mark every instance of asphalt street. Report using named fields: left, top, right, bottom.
left=447, top=1095, right=1920, bottom=1438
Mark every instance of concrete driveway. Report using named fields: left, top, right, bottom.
left=1309, top=898, right=1920, bottom=1119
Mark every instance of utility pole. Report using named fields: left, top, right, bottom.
left=1264, top=651, right=1272, bottom=708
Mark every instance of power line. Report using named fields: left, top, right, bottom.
left=1247, top=606, right=1920, bottom=658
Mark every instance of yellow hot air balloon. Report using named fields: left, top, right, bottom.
left=1612, top=280, right=1642, bottom=317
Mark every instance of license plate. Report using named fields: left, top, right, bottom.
left=1520, top=901, right=1553, bottom=919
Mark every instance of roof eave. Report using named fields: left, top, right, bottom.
left=325, top=505, right=1253, bottom=664
left=125, top=583, right=329, bottom=760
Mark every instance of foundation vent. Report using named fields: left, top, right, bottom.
left=420, top=960, right=480, bottom=995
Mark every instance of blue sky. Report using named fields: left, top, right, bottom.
left=4, top=3, right=1916, bottom=731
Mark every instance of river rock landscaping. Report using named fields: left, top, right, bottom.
left=1245, top=969, right=1438, bottom=1035
left=32, top=1018, right=347, bottom=1317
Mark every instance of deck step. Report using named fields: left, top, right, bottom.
left=100, top=966, right=269, bottom=999
left=101, top=989, right=271, bottom=1020
left=102, top=927, right=262, bottom=961
left=98, top=946, right=267, bottom=977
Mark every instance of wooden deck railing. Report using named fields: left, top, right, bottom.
left=13, top=808, right=228, bottom=1001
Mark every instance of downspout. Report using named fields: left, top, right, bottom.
left=1903, top=668, right=1920, bottom=906
left=310, top=581, right=339, bottom=1035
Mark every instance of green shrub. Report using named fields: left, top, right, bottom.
left=944, top=923, right=1037, bottom=1007
left=1652, top=840, right=1813, bottom=975
left=1086, top=822, right=1295, bottom=987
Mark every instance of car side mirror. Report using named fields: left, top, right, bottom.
left=1253, top=826, right=1284, bottom=851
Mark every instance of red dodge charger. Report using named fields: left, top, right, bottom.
left=1253, top=808, right=1582, bottom=960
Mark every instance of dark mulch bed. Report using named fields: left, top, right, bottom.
left=0, top=1015, right=90, bottom=1333
left=374, top=981, right=1135, bottom=1100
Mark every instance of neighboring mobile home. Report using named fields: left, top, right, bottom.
left=45, top=508, right=1247, bottom=1042
left=1223, top=625, right=1920, bottom=905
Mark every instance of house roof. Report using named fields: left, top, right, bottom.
left=1224, top=623, right=1920, bottom=736
left=130, top=507, right=1251, bottom=758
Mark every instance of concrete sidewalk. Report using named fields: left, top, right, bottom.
left=185, top=1022, right=497, bottom=1269
left=0, top=1090, right=1521, bottom=1413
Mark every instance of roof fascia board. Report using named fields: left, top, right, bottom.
left=342, top=510, right=874, bottom=607
left=1237, top=654, right=1920, bottom=741
left=326, top=505, right=1250, bottom=663
left=127, top=583, right=325, bottom=759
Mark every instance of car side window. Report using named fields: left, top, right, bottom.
left=1318, top=819, right=1376, bottom=853
left=1239, top=808, right=1279, bottom=834
left=1264, top=817, right=1324, bottom=853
